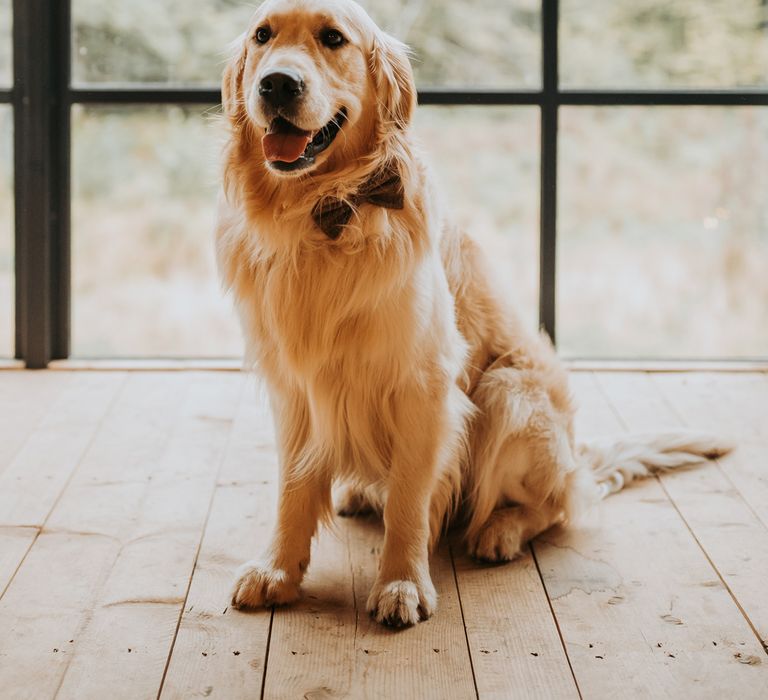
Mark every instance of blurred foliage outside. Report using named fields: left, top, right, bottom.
left=67, top=0, right=768, bottom=89
left=71, top=0, right=541, bottom=88
left=0, top=0, right=10, bottom=87
left=562, top=0, right=768, bottom=87
left=558, top=107, right=768, bottom=357
left=0, top=1, right=767, bottom=357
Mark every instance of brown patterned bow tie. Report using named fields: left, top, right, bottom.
left=311, top=165, right=404, bottom=240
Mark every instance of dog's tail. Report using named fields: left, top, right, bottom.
left=578, top=432, right=733, bottom=499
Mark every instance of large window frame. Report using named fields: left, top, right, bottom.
left=6, top=0, right=768, bottom=368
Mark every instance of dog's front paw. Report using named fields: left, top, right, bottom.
left=366, top=578, right=437, bottom=627
left=230, top=561, right=300, bottom=609
left=468, top=514, right=524, bottom=563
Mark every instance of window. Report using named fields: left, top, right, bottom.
left=7, top=0, right=768, bottom=365
left=415, top=106, right=540, bottom=333
left=558, top=106, right=768, bottom=358
left=561, top=0, right=768, bottom=89
left=367, top=0, right=541, bottom=88
left=72, top=1, right=252, bottom=86
left=71, top=105, right=241, bottom=357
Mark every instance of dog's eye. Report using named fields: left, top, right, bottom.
left=254, top=26, right=272, bottom=44
left=320, top=28, right=346, bottom=48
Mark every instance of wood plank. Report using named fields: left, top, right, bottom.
left=348, top=524, right=476, bottom=700
left=710, top=374, right=768, bottom=440
left=0, top=526, right=38, bottom=596
left=597, top=372, right=768, bottom=654
left=0, top=371, right=73, bottom=476
left=0, top=373, right=190, bottom=699
left=160, top=388, right=277, bottom=699
left=453, top=547, right=579, bottom=699
left=532, top=372, right=767, bottom=698
left=260, top=522, right=358, bottom=700
left=653, top=373, right=768, bottom=528
left=261, top=517, right=477, bottom=700
left=653, top=373, right=766, bottom=440
left=53, top=373, right=244, bottom=700
left=569, top=371, right=626, bottom=441
left=43, top=373, right=194, bottom=537
left=0, top=373, right=237, bottom=699
left=48, top=359, right=243, bottom=372
left=567, top=360, right=768, bottom=373
left=0, top=372, right=126, bottom=527
left=0, top=373, right=124, bottom=603
left=0, top=531, right=123, bottom=700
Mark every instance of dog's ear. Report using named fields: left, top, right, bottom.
left=371, top=32, right=416, bottom=130
left=222, top=37, right=247, bottom=121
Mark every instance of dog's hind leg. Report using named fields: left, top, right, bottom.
left=464, top=365, right=590, bottom=562
left=469, top=502, right=562, bottom=562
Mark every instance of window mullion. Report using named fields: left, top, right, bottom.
left=539, top=0, right=559, bottom=343
left=13, top=0, right=71, bottom=367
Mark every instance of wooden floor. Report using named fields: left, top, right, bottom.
left=0, top=370, right=766, bottom=699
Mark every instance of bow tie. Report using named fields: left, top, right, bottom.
left=311, top=165, right=404, bottom=240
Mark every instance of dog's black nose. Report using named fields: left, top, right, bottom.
left=259, top=69, right=305, bottom=108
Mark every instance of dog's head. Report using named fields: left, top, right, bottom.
left=223, top=0, right=416, bottom=177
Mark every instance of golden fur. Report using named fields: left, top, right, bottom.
left=219, top=0, right=730, bottom=626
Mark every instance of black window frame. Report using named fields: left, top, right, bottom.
left=6, top=0, right=768, bottom=367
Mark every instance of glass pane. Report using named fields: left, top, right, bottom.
left=415, top=107, right=539, bottom=330
left=362, top=0, right=541, bottom=88
left=0, top=0, right=10, bottom=87
left=561, top=0, right=768, bottom=88
left=72, top=105, right=242, bottom=357
left=73, top=0, right=540, bottom=89
left=0, top=105, right=11, bottom=357
left=72, top=1, right=254, bottom=85
left=558, top=107, right=768, bottom=358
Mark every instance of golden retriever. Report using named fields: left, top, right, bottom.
left=217, top=0, right=729, bottom=626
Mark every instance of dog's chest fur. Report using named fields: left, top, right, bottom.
left=220, top=210, right=466, bottom=480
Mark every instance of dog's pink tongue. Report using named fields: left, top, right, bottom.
left=262, top=131, right=312, bottom=163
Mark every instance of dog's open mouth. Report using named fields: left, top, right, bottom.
left=263, top=108, right=347, bottom=172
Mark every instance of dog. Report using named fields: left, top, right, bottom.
left=216, top=0, right=730, bottom=627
